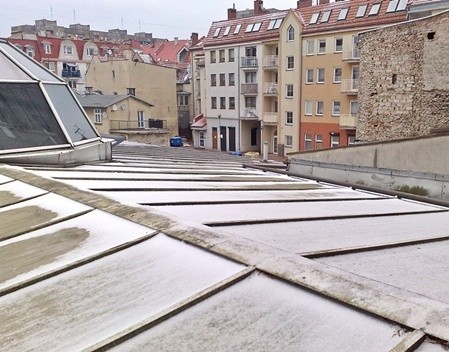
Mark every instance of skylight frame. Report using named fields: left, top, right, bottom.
left=396, top=0, right=408, bottom=11
left=356, top=5, right=367, bottom=18
left=213, top=27, right=221, bottom=38
left=369, top=3, right=381, bottom=15
left=387, top=0, right=399, bottom=12
left=268, top=18, right=283, bottom=30
left=223, top=26, right=231, bottom=36
left=310, top=13, right=320, bottom=24
left=321, top=11, right=331, bottom=23
left=253, top=22, right=262, bottom=32
left=234, top=24, right=242, bottom=34
left=337, top=8, right=349, bottom=21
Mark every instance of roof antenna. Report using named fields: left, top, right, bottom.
left=50, top=5, right=53, bottom=20
left=73, top=9, right=76, bottom=23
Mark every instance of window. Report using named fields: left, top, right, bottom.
left=213, top=27, right=221, bottom=37
left=137, top=111, right=145, bottom=128
left=332, top=101, right=341, bottom=116
left=199, top=131, right=205, bottom=147
left=331, top=134, right=340, bottom=148
left=287, top=56, right=294, bottom=70
left=350, top=100, right=359, bottom=115
left=348, top=135, right=356, bottom=145
left=333, top=67, right=342, bottom=82
left=318, top=39, right=326, bottom=54
left=211, top=97, right=217, bottom=109
left=305, top=101, right=313, bottom=115
left=245, top=97, right=256, bottom=108
left=219, top=49, right=225, bottom=63
left=127, top=88, right=135, bottom=96
left=210, top=50, right=216, bottom=63
left=63, top=45, right=73, bottom=55
left=356, top=5, right=367, bottom=18
left=48, top=62, right=55, bottom=72
left=229, top=97, right=235, bottom=109
left=25, top=46, right=35, bottom=57
left=317, top=68, right=325, bottom=83
left=369, top=3, right=381, bottom=15
left=246, top=46, right=257, bottom=57
left=285, top=135, right=293, bottom=147
left=228, top=48, right=235, bottom=62
left=338, top=8, right=349, bottom=20
left=219, top=73, right=225, bottom=86
left=285, top=111, right=293, bottom=125
left=306, top=40, right=314, bottom=55
left=245, top=71, right=257, bottom=83
left=304, top=134, right=313, bottom=150
left=387, top=0, right=399, bottom=12
left=178, top=95, right=188, bottom=106
left=223, top=26, right=231, bottom=36
left=220, top=97, right=226, bottom=109
left=211, top=74, right=217, bottom=86
left=246, top=22, right=262, bottom=32
left=286, top=84, right=294, bottom=98
left=234, top=24, right=242, bottom=34
left=44, top=43, right=51, bottom=54
left=335, top=38, right=343, bottom=52
left=112, top=70, right=115, bottom=79
left=94, top=108, right=102, bottom=124
left=321, top=11, right=331, bottom=22
left=316, top=101, right=324, bottom=115
left=229, top=73, right=235, bottom=86
left=315, top=134, right=323, bottom=149
left=268, top=18, right=283, bottom=30
left=310, top=13, right=319, bottom=24
left=86, top=47, right=94, bottom=56
left=306, top=69, right=314, bottom=84
left=287, top=26, right=295, bottom=41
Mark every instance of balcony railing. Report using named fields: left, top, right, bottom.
left=263, top=83, right=278, bottom=95
left=110, top=119, right=167, bottom=130
left=263, top=55, right=278, bottom=69
left=342, top=46, right=360, bottom=61
left=241, top=56, right=258, bottom=69
left=241, top=108, right=259, bottom=119
left=340, top=114, right=358, bottom=129
left=62, top=69, right=81, bottom=78
left=340, top=79, right=359, bottom=94
left=262, top=112, right=278, bottom=125
left=241, top=83, right=258, bottom=95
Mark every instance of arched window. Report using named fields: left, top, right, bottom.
left=287, top=26, right=295, bottom=42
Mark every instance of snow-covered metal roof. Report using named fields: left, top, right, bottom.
left=1, top=142, right=449, bottom=350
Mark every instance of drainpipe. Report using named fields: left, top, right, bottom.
left=238, top=46, right=241, bottom=153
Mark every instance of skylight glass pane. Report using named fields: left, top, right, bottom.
left=0, top=42, right=60, bottom=82
left=396, top=0, right=408, bottom=11
left=274, top=18, right=283, bottom=29
left=0, top=83, right=67, bottom=151
left=213, top=27, right=221, bottom=37
left=369, top=3, right=381, bottom=15
left=310, top=13, right=320, bottom=24
left=267, top=20, right=276, bottom=30
left=43, top=84, right=98, bottom=143
left=321, top=11, right=331, bottom=22
left=223, top=26, right=231, bottom=36
left=0, top=52, right=30, bottom=80
left=356, top=5, right=367, bottom=17
left=234, top=24, right=242, bottom=34
left=387, top=0, right=399, bottom=12
left=253, top=22, right=262, bottom=32
left=245, top=24, right=253, bottom=33
left=338, top=8, right=349, bottom=20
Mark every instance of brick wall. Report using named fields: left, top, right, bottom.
left=357, top=11, right=449, bottom=142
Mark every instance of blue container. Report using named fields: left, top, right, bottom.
left=170, top=136, right=183, bottom=147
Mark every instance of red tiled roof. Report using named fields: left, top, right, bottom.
left=297, top=0, right=409, bottom=35
left=204, top=10, right=288, bottom=47
left=141, top=39, right=191, bottom=66
left=191, top=114, right=207, bottom=129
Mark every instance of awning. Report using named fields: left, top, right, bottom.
left=191, top=115, right=207, bottom=129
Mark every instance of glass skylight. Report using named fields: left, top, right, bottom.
left=387, top=0, right=399, bottom=12
left=369, top=3, right=381, bottom=15
left=321, top=11, right=331, bottom=23
left=310, top=13, right=320, bottom=24
left=223, top=26, right=231, bottom=36
left=397, top=0, right=408, bottom=11
left=213, top=27, right=221, bottom=37
left=267, top=18, right=283, bottom=30
left=234, top=24, right=242, bottom=34
left=338, top=8, right=349, bottom=20
left=356, top=5, right=367, bottom=17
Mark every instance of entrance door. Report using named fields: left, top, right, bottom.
left=212, top=128, right=218, bottom=149
left=228, top=127, right=236, bottom=152
left=220, top=126, right=227, bottom=151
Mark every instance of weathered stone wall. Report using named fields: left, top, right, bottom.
left=357, top=11, right=449, bottom=142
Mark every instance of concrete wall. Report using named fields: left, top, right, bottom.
left=357, top=10, right=449, bottom=142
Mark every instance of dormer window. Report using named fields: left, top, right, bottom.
left=63, top=45, right=73, bottom=55
left=287, top=25, right=295, bottom=41
left=43, top=43, right=51, bottom=54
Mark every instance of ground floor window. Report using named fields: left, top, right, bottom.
left=199, top=131, right=205, bottom=147
left=348, top=135, right=356, bottom=145
left=137, top=111, right=145, bottom=128
left=304, top=133, right=312, bottom=150
left=315, top=134, right=323, bottom=149
left=285, top=135, right=293, bottom=147
left=330, top=134, right=340, bottom=148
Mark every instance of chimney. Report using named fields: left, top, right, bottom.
left=254, top=0, right=264, bottom=14
left=190, top=32, right=199, bottom=46
left=228, top=6, right=237, bottom=20
left=319, top=0, right=330, bottom=4
left=174, top=37, right=178, bottom=45
left=297, top=0, right=313, bottom=8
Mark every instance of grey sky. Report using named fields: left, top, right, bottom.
left=2, top=0, right=297, bottom=40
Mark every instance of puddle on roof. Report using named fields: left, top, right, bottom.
left=0, top=191, right=21, bottom=207
left=0, top=205, right=58, bottom=240
left=0, top=227, right=89, bottom=285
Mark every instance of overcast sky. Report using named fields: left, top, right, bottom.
left=2, top=0, right=297, bottom=40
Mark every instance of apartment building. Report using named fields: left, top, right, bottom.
left=202, top=2, right=286, bottom=153
left=284, top=0, right=408, bottom=152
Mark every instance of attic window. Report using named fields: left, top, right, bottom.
left=267, top=18, right=283, bottom=30
left=397, top=0, right=408, bottom=11
left=356, top=5, right=367, bottom=17
left=321, top=11, right=331, bottom=23
left=246, top=22, right=262, bottom=32
left=213, top=27, right=221, bottom=37
left=369, top=3, right=381, bottom=15
left=310, top=13, right=320, bottom=24
left=387, top=0, right=399, bottom=12
left=223, top=26, right=231, bottom=36
left=234, top=24, right=242, bottom=34
left=338, top=8, right=349, bottom=20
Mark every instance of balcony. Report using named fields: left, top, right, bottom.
left=62, top=69, right=81, bottom=78
left=110, top=119, right=167, bottom=130
left=263, top=83, right=278, bottom=95
left=340, top=114, right=358, bottom=129
left=262, top=112, right=278, bottom=125
left=241, top=83, right=258, bottom=95
left=263, top=55, right=278, bottom=70
left=241, top=56, right=258, bottom=69
left=241, top=108, right=259, bottom=120
left=342, top=46, right=360, bottom=62
left=340, top=79, right=359, bottom=95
